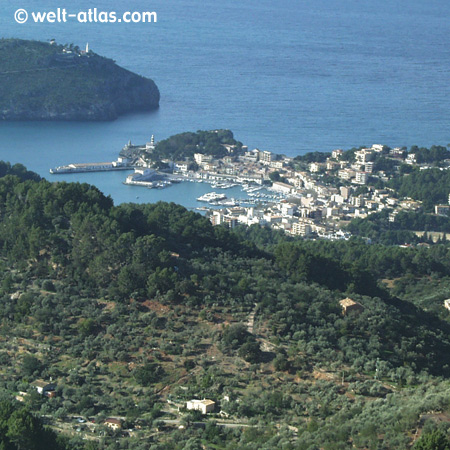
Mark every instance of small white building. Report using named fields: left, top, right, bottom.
left=194, top=153, right=213, bottom=165
left=186, top=399, right=215, bottom=414
left=355, top=149, right=374, bottom=164
left=31, top=380, right=57, bottom=396
left=174, top=162, right=189, bottom=173
left=327, top=160, right=339, bottom=171
left=115, top=156, right=130, bottom=166
left=371, top=144, right=385, bottom=152
left=309, top=162, right=323, bottom=173
left=389, top=147, right=404, bottom=157
left=338, top=169, right=355, bottom=180
left=281, top=203, right=296, bottom=216
left=444, top=299, right=450, bottom=312
left=331, top=194, right=345, bottom=204
left=270, top=160, right=284, bottom=169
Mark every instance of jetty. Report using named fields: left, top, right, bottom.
left=50, top=157, right=132, bottom=174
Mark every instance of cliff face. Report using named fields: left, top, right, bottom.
left=0, top=39, right=160, bottom=121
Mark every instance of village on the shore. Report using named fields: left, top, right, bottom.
left=116, top=136, right=450, bottom=242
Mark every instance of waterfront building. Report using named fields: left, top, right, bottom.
left=259, top=150, right=273, bottom=164
left=194, top=153, right=213, bottom=165
left=271, top=181, right=293, bottom=194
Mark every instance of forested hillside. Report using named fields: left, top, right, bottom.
left=0, top=39, right=160, bottom=120
left=388, top=168, right=450, bottom=212
left=0, top=163, right=449, bottom=449
left=153, top=130, right=242, bottom=161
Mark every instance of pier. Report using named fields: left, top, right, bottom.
left=49, top=159, right=132, bottom=174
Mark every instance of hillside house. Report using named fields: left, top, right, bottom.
left=104, top=418, right=122, bottom=430
left=31, top=380, right=57, bottom=397
left=186, top=399, right=215, bottom=414
left=339, top=298, right=364, bottom=316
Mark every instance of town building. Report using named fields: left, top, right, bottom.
left=355, top=171, right=369, bottom=185
left=259, top=150, right=273, bottom=164
left=327, top=160, right=339, bottom=171
left=241, top=149, right=260, bottom=162
left=389, top=147, right=404, bottom=158
left=365, top=162, right=374, bottom=173
left=174, top=162, right=189, bottom=173
left=281, top=203, right=296, bottom=216
left=355, top=149, right=374, bottom=164
left=292, top=221, right=313, bottom=236
left=332, top=149, right=344, bottom=159
left=338, top=169, right=355, bottom=180
left=340, top=186, right=351, bottom=200
left=371, top=144, right=385, bottom=152
left=194, top=153, right=213, bottom=165
left=309, top=162, right=323, bottom=173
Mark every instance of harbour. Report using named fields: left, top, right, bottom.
left=46, top=133, right=289, bottom=211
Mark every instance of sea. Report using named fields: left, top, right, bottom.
left=0, top=0, right=450, bottom=208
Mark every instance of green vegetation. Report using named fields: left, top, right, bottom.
left=0, top=398, right=65, bottom=450
left=348, top=209, right=450, bottom=242
left=409, top=145, right=450, bottom=164
left=0, top=163, right=449, bottom=448
left=152, top=129, right=242, bottom=161
left=293, top=151, right=331, bottom=163
left=388, top=168, right=450, bottom=212
left=0, top=39, right=159, bottom=120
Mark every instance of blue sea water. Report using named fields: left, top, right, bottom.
left=0, top=0, right=450, bottom=205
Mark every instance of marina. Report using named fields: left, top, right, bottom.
left=47, top=153, right=289, bottom=212
left=46, top=135, right=288, bottom=211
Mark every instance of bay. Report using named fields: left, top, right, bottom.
left=0, top=0, right=449, bottom=205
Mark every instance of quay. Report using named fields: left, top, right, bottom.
left=50, top=159, right=132, bottom=174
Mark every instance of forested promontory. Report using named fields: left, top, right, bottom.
left=0, top=39, right=160, bottom=120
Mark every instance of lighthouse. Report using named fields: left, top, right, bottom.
left=146, top=135, right=155, bottom=151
